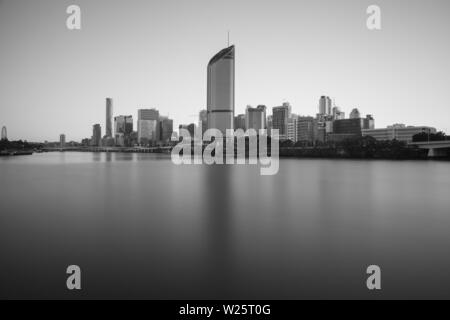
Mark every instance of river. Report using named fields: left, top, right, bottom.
left=1, top=152, right=450, bottom=299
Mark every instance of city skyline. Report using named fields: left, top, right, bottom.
left=1, top=0, right=450, bottom=141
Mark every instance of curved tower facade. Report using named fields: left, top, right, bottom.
left=1, top=126, right=7, bottom=140
left=207, top=45, right=235, bottom=133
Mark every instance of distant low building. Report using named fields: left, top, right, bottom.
left=362, top=126, right=437, bottom=143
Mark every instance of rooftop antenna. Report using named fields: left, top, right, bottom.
left=227, top=30, right=230, bottom=47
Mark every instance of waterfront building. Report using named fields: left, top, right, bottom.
left=1, top=126, right=7, bottom=140
left=114, top=115, right=133, bottom=135
left=333, top=118, right=365, bottom=136
left=272, top=102, right=291, bottom=140
left=114, top=115, right=133, bottom=146
left=101, top=136, right=115, bottom=147
left=92, top=124, right=102, bottom=146
left=287, top=115, right=298, bottom=143
left=207, top=45, right=235, bottom=133
left=160, top=117, right=174, bottom=145
left=138, top=109, right=160, bottom=141
left=296, top=117, right=315, bottom=144
left=138, top=120, right=158, bottom=145
left=105, top=98, right=113, bottom=137
left=362, top=126, right=437, bottom=143
left=60, top=134, right=66, bottom=148
left=329, top=115, right=376, bottom=142
left=245, top=105, right=266, bottom=132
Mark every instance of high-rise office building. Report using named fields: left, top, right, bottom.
left=350, top=108, right=361, bottom=119
left=272, top=102, right=291, bottom=140
left=138, top=109, right=160, bottom=141
left=105, top=98, right=113, bottom=137
left=159, top=116, right=174, bottom=144
left=92, top=124, right=102, bottom=146
left=245, top=105, right=266, bottom=131
left=114, top=115, right=133, bottom=135
left=297, top=117, right=315, bottom=144
left=287, top=114, right=299, bottom=142
left=137, top=120, right=157, bottom=145
left=319, top=96, right=333, bottom=115
left=125, top=116, right=133, bottom=134
left=138, top=109, right=159, bottom=122
left=207, top=45, right=235, bottom=133
left=1, top=126, right=7, bottom=140
left=60, top=134, right=66, bottom=148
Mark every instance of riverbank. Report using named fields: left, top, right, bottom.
left=0, top=150, right=34, bottom=156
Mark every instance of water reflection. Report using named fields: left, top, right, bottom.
left=1, top=153, right=450, bottom=299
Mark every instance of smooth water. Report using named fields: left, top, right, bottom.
left=1, top=152, right=450, bottom=299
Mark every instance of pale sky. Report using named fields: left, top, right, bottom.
left=1, top=0, right=450, bottom=142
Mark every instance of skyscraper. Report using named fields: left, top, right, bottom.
left=137, top=120, right=157, bottom=145
left=138, top=109, right=160, bottom=141
left=287, top=114, right=299, bottom=142
left=159, top=117, right=174, bottom=144
left=272, top=102, right=291, bottom=140
left=92, top=124, right=102, bottom=146
left=245, top=105, right=266, bottom=131
left=1, top=126, right=7, bottom=140
left=207, top=45, right=235, bottom=133
left=60, top=134, right=66, bottom=148
left=114, top=115, right=133, bottom=135
left=319, top=96, right=333, bottom=115
left=106, top=98, right=113, bottom=137
left=296, top=116, right=315, bottom=144
left=350, top=108, right=361, bottom=119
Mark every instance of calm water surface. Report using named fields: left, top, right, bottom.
left=1, top=152, right=450, bottom=299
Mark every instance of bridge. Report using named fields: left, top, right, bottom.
left=408, top=140, right=450, bottom=157
left=42, top=146, right=173, bottom=154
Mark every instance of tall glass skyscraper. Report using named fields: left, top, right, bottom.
left=207, top=45, right=235, bottom=133
left=106, top=98, right=113, bottom=137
